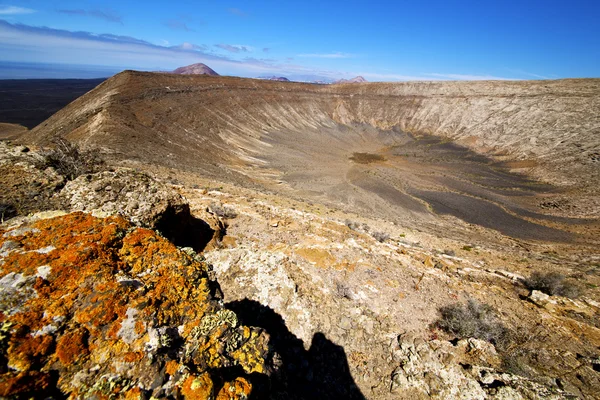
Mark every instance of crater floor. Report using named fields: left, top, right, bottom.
left=246, top=124, right=597, bottom=244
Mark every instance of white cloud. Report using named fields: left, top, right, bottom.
left=215, top=44, right=254, bottom=53
left=503, top=68, right=551, bottom=80
left=354, top=72, right=439, bottom=81
left=0, top=19, right=515, bottom=82
left=426, top=73, right=514, bottom=81
left=173, top=42, right=206, bottom=51
left=0, top=5, right=36, bottom=15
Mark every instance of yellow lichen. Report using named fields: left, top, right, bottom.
left=215, top=377, right=252, bottom=400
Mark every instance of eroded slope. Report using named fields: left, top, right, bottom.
left=21, top=72, right=600, bottom=244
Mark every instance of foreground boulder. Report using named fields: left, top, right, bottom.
left=0, top=142, right=65, bottom=219
left=60, top=169, right=188, bottom=229
left=0, top=212, right=272, bottom=398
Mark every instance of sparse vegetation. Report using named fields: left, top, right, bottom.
left=335, top=281, right=352, bottom=299
left=525, top=271, right=581, bottom=298
left=344, top=219, right=371, bottom=233
left=0, top=203, right=17, bottom=222
left=42, top=137, right=104, bottom=180
left=462, top=245, right=473, bottom=251
left=349, top=152, right=386, bottom=164
left=344, top=219, right=360, bottom=230
left=371, top=231, right=390, bottom=243
left=436, top=299, right=507, bottom=345
left=209, top=202, right=238, bottom=219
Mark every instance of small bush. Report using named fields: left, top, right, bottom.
left=335, top=281, right=352, bottom=299
left=43, top=137, right=104, bottom=180
left=371, top=231, right=390, bottom=243
left=462, top=245, right=473, bottom=251
left=525, top=271, right=580, bottom=298
left=344, top=219, right=360, bottom=231
left=209, top=202, right=238, bottom=219
left=0, top=203, right=17, bottom=222
left=437, top=299, right=507, bottom=345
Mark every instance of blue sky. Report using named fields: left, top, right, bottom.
left=0, top=0, right=599, bottom=81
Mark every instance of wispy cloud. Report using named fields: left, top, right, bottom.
left=425, top=73, right=514, bottom=81
left=227, top=8, right=247, bottom=17
left=164, top=19, right=193, bottom=32
left=163, top=15, right=198, bottom=32
left=0, top=19, right=509, bottom=83
left=263, top=47, right=269, bottom=53
left=503, top=68, right=551, bottom=80
left=355, top=72, right=441, bottom=81
left=298, top=52, right=354, bottom=59
left=0, top=19, right=274, bottom=75
left=0, top=5, right=36, bottom=15
left=215, top=44, right=253, bottom=53
left=57, top=8, right=123, bottom=24
left=171, top=42, right=206, bottom=51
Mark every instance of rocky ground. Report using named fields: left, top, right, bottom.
left=1, top=73, right=599, bottom=399
left=1, top=142, right=598, bottom=398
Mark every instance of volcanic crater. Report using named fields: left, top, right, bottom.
left=22, top=71, right=600, bottom=245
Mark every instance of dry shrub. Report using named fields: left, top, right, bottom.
left=0, top=203, right=17, bottom=222
left=437, top=299, right=507, bottom=345
left=43, top=137, right=104, bottom=180
left=335, top=281, right=352, bottom=299
left=344, top=219, right=360, bottom=231
left=371, top=231, right=390, bottom=243
left=525, top=271, right=581, bottom=298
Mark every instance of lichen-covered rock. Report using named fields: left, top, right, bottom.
left=0, top=212, right=272, bottom=398
left=59, top=169, right=188, bottom=229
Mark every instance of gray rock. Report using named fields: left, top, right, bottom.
left=60, top=168, right=188, bottom=229
left=528, top=290, right=556, bottom=308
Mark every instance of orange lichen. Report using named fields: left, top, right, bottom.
left=295, top=247, right=337, bottom=269
left=165, top=360, right=180, bottom=375
left=7, top=334, right=54, bottom=371
left=123, top=351, right=144, bottom=363
left=0, top=212, right=271, bottom=397
left=216, top=377, right=252, bottom=400
left=56, top=327, right=89, bottom=365
left=123, top=386, right=145, bottom=400
left=0, top=371, right=53, bottom=397
left=180, top=373, right=214, bottom=400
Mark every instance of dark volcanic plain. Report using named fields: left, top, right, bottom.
left=0, top=78, right=105, bottom=129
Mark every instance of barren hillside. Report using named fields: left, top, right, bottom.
left=21, top=72, right=600, bottom=243
left=24, top=72, right=600, bottom=189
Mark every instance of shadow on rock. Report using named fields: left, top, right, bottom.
left=155, top=203, right=215, bottom=252
left=226, top=299, right=365, bottom=400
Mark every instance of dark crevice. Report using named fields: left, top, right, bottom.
left=155, top=203, right=215, bottom=253
left=479, top=379, right=507, bottom=390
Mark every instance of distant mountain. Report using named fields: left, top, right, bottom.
left=335, top=76, right=367, bottom=84
left=172, top=63, right=219, bottom=76
left=259, top=76, right=290, bottom=82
